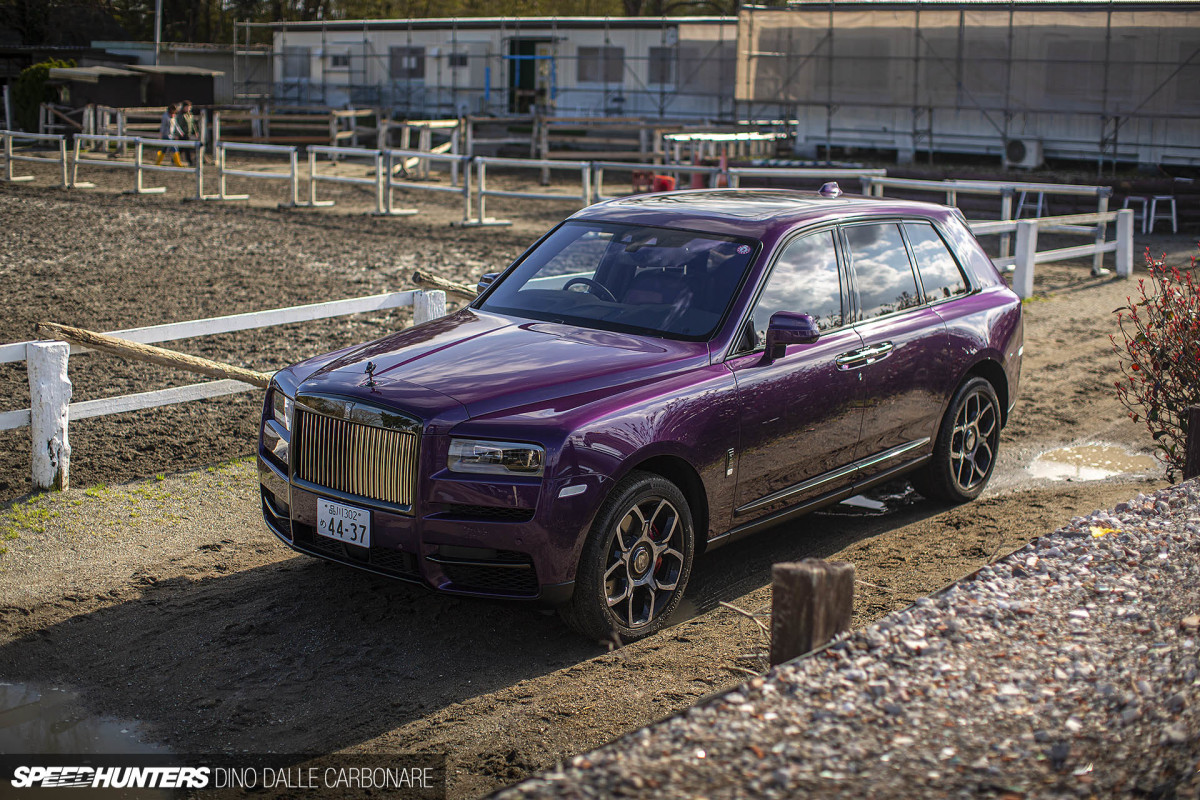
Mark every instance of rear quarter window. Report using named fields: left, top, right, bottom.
left=904, top=221, right=968, bottom=300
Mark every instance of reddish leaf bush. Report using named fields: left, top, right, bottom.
left=1111, top=247, right=1200, bottom=480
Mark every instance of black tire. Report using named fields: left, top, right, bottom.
left=914, top=377, right=1001, bottom=504
left=559, top=471, right=694, bottom=643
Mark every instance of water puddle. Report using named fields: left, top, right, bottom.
left=1029, top=444, right=1157, bottom=482
left=0, top=682, right=165, bottom=755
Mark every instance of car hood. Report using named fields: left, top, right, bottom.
left=300, top=308, right=711, bottom=420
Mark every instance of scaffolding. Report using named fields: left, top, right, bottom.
left=232, top=16, right=739, bottom=123
left=737, top=1, right=1200, bottom=168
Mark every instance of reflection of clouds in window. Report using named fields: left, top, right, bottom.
left=905, top=222, right=966, bottom=300
left=754, top=231, right=843, bottom=335
left=536, top=232, right=614, bottom=277
left=846, top=224, right=921, bottom=319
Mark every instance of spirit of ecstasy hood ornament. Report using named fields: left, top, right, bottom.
left=363, top=361, right=377, bottom=388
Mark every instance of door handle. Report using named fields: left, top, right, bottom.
left=836, top=341, right=894, bottom=369
left=836, top=349, right=869, bottom=368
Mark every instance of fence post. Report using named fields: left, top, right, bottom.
left=770, top=559, right=855, bottom=666
left=27, top=341, right=72, bottom=492
left=1094, top=189, right=1112, bottom=275
left=3, top=132, right=11, bottom=181
left=1116, top=208, right=1134, bottom=278
left=1012, top=219, right=1038, bottom=299
left=1185, top=406, right=1200, bottom=481
left=413, top=290, right=447, bottom=324
left=580, top=161, right=592, bottom=208
left=999, top=187, right=1014, bottom=260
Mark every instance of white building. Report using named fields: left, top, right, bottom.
left=242, top=17, right=738, bottom=121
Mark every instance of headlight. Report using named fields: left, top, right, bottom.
left=272, top=389, right=294, bottom=433
left=448, top=439, right=545, bottom=477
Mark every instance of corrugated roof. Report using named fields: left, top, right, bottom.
left=126, top=65, right=224, bottom=77
left=250, top=15, right=735, bottom=31
left=48, top=66, right=142, bottom=83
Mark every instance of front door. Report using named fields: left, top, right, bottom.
left=729, top=229, right=864, bottom=521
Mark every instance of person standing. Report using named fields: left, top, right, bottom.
left=179, top=100, right=199, bottom=166
left=154, top=104, right=183, bottom=167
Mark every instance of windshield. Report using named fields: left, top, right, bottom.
left=477, top=221, right=759, bottom=340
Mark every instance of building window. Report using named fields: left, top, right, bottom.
left=283, top=46, right=310, bottom=80
left=448, top=51, right=469, bottom=69
left=328, top=52, right=350, bottom=69
left=649, top=46, right=674, bottom=85
left=577, top=46, right=624, bottom=84
left=390, top=46, right=425, bottom=80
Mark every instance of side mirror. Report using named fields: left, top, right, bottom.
left=477, top=272, right=500, bottom=294
left=761, top=311, right=821, bottom=365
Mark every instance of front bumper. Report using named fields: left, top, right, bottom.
left=258, top=454, right=599, bottom=605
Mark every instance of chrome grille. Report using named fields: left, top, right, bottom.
left=293, top=409, right=418, bottom=508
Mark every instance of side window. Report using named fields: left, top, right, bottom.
left=751, top=230, right=844, bottom=343
left=844, top=223, right=922, bottom=320
left=904, top=221, right=968, bottom=300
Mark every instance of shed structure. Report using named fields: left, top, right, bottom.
left=736, top=0, right=1200, bottom=167
left=235, top=16, right=738, bottom=121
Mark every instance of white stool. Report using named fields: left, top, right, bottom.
left=1148, top=195, right=1178, bottom=234
left=1015, top=191, right=1045, bottom=219
left=1122, top=196, right=1150, bottom=234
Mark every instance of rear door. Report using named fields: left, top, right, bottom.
left=842, top=220, right=954, bottom=468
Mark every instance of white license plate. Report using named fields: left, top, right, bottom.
left=316, top=498, right=371, bottom=548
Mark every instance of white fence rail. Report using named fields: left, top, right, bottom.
left=728, top=166, right=888, bottom=189
left=968, top=209, right=1134, bottom=298
left=71, top=133, right=205, bottom=198
left=466, top=156, right=593, bottom=227
left=382, top=148, right=472, bottom=218
left=1, top=289, right=448, bottom=490
left=1, top=131, right=68, bottom=187
left=210, top=142, right=301, bottom=206
left=861, top=175, right=1113, bottom=269
left=590, top=161, right=724, bottom=201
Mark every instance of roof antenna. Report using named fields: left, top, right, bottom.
left=819, top=181, right=842, bottom=198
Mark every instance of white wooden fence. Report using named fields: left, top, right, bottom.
left=1, top=131, right=69, bottom=187
left=969, top=210, right=1135, bottom=298
left=1, top=289, right=447, bottom=491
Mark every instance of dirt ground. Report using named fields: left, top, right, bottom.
left=0, top=157, right=1195, bottom=797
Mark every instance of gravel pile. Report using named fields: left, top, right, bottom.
left=500, top=481, right=1200, bottom=799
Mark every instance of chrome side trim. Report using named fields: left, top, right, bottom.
left=735, top=436, right=931, bottom=516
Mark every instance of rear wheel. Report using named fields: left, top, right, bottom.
left=915, top=377, right=1001, bottom=503
left=560, top=471, right=694, bottom=642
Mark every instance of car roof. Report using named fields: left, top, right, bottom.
left=572, top=189, right=951, bottom=240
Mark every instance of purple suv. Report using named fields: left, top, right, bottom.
left=259, top=188, right=1022, bottom=640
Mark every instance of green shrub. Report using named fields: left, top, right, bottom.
left=11, top=58, right=75, bottom=132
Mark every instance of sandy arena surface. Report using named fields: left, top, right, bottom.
left=0, top=157, right=1194, bottom=797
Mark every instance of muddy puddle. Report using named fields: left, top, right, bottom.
left=1029, top=444, right=1157, bottom=482
left=0, top=682, right=165, bottom=755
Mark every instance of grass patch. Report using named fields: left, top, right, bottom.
left=0, top=496, right=59, bottom=554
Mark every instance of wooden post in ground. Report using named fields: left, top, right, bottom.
left=413, top=290, right=447, bottom=325
left=770, top=559, right=855, bottom=666
left=27, top=341, right=72, bottom=491
left=1012, top=219, right=1038, bottom=299
left=410, top=270, right=477, bottom=301
left=1185, top=405, right=1200, bottom=481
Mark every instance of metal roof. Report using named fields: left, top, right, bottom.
left=48, top=66, right=142, bottom=83
left=252, top=15, right=735, bottom=31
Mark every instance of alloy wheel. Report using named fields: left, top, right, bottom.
left=603, top=496, right=687, bottom=629
left=949, top=388, right=999, bottom=493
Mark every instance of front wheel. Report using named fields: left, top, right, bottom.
left=559, top=471, right=694, bottom=642
left=915, top=377, right=1001, bottom=504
